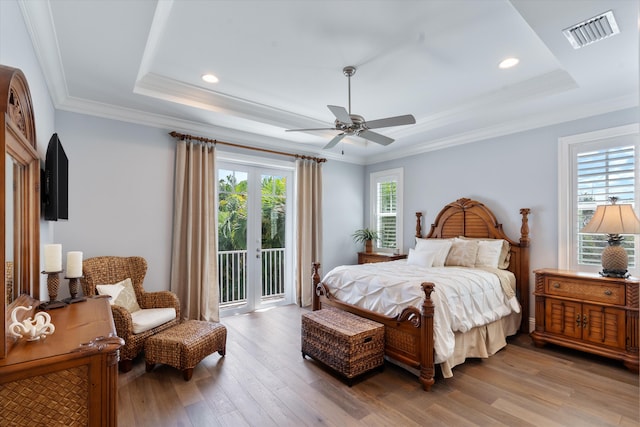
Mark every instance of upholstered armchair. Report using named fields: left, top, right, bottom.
left=81, top=256, right=180, bottom=372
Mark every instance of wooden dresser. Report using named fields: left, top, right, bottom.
left=531, top=269, right=639, bottom=372
left=357, top=252, right=407, bottom=264
left=0, top=297, right=123, bottom=426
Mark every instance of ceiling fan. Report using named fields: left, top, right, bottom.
left=286, top=66, right=416, bottom=149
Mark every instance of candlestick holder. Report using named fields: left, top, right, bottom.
left=63, top=276, right=86, bottom=304
left=40, top=271, right=68, bottom=310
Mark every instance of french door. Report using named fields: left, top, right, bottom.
left=217, top=160, right=293, bottom=315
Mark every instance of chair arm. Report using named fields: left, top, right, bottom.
left=110, top=304, right=134, bottom=338
left=138, top=290, right=181, bottom=319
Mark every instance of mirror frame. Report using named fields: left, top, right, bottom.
left=0, top=65, right=40, bottom=359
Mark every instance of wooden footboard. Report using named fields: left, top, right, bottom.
left=312, top=262, right=436, bottom=391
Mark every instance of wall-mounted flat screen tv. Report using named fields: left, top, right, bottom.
left=43, top=133, right=68, bottom=221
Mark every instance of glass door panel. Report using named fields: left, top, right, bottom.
left=217, top=163, right=292, bottom=315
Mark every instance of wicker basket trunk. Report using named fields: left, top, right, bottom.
left=301, top=308, right=384, bottom=381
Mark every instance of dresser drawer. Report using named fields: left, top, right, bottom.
left=545, top=277, right=625, bottom=305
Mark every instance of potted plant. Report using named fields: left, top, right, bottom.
left=352, top=228, right=379, bottom=253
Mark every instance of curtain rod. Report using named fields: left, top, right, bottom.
left=169, top=131, right=327, bottom=163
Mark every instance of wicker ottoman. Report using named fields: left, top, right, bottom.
left=144, top=320, right=226, bottom=381
left=301, top=308, right=384, bottom=385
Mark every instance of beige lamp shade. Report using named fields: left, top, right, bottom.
left=581, top=204, right=640, bottom=235
left=581, top=201, right=640, bottom=277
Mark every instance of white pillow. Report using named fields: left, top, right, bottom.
left=414, top=238, right=453, bottom=267
left=96, top=282, right=125, bottom=305
left=407, top=248, right=436, bottom=268
left=445, top=238, right=479, bottom=267
left=458, top=236, right=511, bottom=269
left=475, top=240, right=504, bottom=268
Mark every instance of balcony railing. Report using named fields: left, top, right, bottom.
left=218, top=248, right=285, bottom=307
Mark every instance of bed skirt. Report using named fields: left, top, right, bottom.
left=389, top=310, right=521, bottom=378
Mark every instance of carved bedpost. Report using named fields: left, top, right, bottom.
left=519, top=208, right=531, bottom=333
left=419, top=282, right=435, bottom=391
left=519, top=208, right=530, bottom=247
left=312, top=262, right=321, bottom=311
left=416, top=212, right=423, bottom=238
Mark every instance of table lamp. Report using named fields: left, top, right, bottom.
left=580, top=196, right=640, bottom=278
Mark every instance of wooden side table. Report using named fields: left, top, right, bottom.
left=531, top=268, right=639, bottom=372
left=358, top=252, right=407, bottom=264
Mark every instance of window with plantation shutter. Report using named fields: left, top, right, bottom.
left=559, top=124, right=639, bottom=275
left=577, top=146, right=636, bottom=267
left=370, top=168, right=403, bottom=252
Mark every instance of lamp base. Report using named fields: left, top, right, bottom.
left=599, top=269, right=630, bottom=278
left=601, top=238, right=629, bottom=279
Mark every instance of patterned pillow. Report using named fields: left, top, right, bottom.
left=96, top=282, right=124, bottom=304
left=97, top=278, right=141, bottom=312
left=445, top=238, right=479, bottom=267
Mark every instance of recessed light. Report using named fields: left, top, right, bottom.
left=201, top=73, right=219, bottom=83
left=499, top=58, right=519, bottom=69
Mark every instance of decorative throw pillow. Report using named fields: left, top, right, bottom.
left=414, top=238, right=453, bottom=267
left=407, top=248, right=436, bottom=268
left=475, top=240, right=504, bottom=268
left=445, top=238, right=479, bottom=267
left=458, top=237, right=511, bottom=269
left=97, top=278, right=141, bottom=312
left=112, top=278, right=142, bottom=313
left=96, top=282, right=124, bottom=304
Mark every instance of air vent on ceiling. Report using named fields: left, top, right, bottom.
left=563, top=10, right=619, bottom=49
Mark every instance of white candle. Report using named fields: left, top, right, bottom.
left=44, top=244, right=62, bottom=272
left=66, top=251, right=83, bottom=278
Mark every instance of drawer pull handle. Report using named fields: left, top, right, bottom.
left=576, top=314, right=581, bottom=328
left=604, top=289, right=612, bottom=296
left=553, top=282, right=560, bottom=288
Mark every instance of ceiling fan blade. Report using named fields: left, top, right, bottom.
left=327, top=105, right=352, bottom=124
left=364, top=114, right=416, bottom=129
left=359, top=129, right=394, bottom=146
left=285, top=127, right=335, bottom=132
left=323, top=133, right=346, bottom=149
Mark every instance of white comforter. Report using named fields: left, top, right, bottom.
left=321, top=260, right=520, bottom=363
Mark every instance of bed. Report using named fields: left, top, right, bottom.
left=312, top=197, right=530, bottom=391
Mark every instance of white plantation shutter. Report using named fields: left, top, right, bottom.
left=577, top=146, right=636, bottom=267
left=371, top=169, right=403, bottom=252
left=560, top=125, right=639, bottom=275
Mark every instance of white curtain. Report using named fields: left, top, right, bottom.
left=170, top=140, right=219, bottom=321
left=295, top=158, right=323, bottom=306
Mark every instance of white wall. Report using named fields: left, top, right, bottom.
left=366, top=106, right=639, bottom=322
left=321, top=160, right=365, bottom=273
left=1, top=0, right=56, bottom=297
left=54, top=112, right=174, bottom=292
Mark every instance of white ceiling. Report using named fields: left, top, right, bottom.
left=19, top=0, right=639, bottom=164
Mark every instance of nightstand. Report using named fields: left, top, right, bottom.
left=357, top=252, right=407, bottom=264
left=531, top=268, right=639, bottom=372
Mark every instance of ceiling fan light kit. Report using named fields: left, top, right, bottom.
left=286, top=65, right=416, bottom=149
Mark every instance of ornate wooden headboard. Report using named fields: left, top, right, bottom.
left=416, top=198, right=531, bottom=333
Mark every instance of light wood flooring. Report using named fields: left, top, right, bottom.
left=118, top=304, right=639, bottom=426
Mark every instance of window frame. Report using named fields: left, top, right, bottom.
left=370, top=168, right=403, bottom=253
left=558, top=123, right=640, bottom=275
